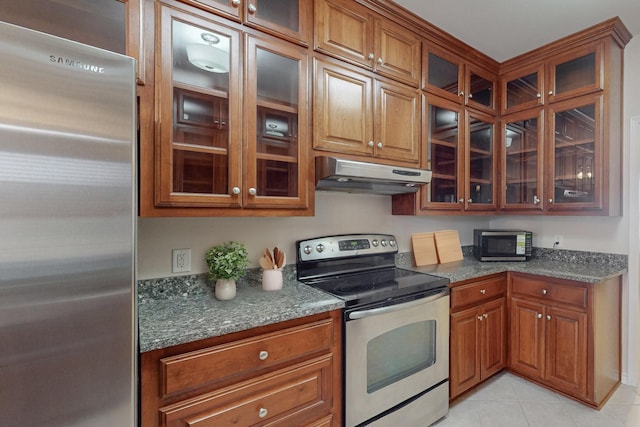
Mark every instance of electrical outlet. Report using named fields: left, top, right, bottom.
left=172, top=249, right=191, bottom=273
left=553, top=235, right=563, bottom=248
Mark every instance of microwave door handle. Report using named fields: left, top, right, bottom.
left=348, top=290, right=448, bottom=320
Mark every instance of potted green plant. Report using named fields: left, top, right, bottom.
left=205, top=241, right=249, bottom=300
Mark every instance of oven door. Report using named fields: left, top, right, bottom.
left=344, top=289, right=450, bottom=426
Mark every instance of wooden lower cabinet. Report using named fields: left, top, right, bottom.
left=140, top=311, right=342, bottom=427
left=449, top=275, right=507, bottom=399
left=508, top=272, right=621, bottom=408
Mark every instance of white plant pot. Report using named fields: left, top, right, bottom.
left=215, top=278, right=236, bottom=300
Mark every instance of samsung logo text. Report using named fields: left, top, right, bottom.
left=50, top=55, right=105, bottom=73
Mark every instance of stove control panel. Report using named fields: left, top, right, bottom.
left=297, top=234, right=397, bottom=262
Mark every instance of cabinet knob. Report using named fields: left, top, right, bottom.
left=248, top=187, right=257, bottom=196
left=232, top=0, right=240, bottom=5
left=468, top=198, right=473, bottom=203
left=459, top=91, right=464, bottom=96
left=548, top=90, right=553, bottom=96
left=547, top=315, right=552, bottom=320
left=258, top=407, right=268, bottom=418
left=537, top=93, right=542, bottom=98
left=548, top=198, right=553, bottom=204
left=533, top=195, right=540, bottom=205
left=480, top=289, right=486, bottom=295
left=232, top=187, right=240, bottom=195
left=468, top=93, right=473, bottom=99
left=477, top=316, right=483, bottom=321
left=377, top=57, right=383, bottom=65
left=542, top=289, right=548, bottom=295
left=259, top=350, right=269, bottom=361
left=368, top=52, right=375, bottom=60
left=537, top=313, right=543, bottom=319
left=483, top=313, right=488, bottom=319
left=458, top=198, right=464, bottom=203
left=376, top=142, right=383, bottom=148
left=248, top=3, right=257, bottom=13
left=368, top=141, right=374, bottom=147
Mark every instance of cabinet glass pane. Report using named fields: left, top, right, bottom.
left=505, top=118, right=539, bottom=204
left=172, top=20, right=231, bottom=91
left=554, top=104, right=595, bottom=203
left=506, top=72, right=538, bottom=109
left=172, top=150, right=228, bottom=194
left=468, top=117, right=493, bottom=204
left=469, top=73, right=493, bottom=108
left=555, top=53, right=595, bottom=95
left=428, top=53, right=458, bottom=96
left=171, top=20, right=231, bottom=196
left=428, top=105, right=458, bottom=203
left=255, top=47, right=299, bottom=198
left=254, top=0, right=300, bottom=33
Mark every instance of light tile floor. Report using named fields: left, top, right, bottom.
left=432, top=372, right=640, bottom=427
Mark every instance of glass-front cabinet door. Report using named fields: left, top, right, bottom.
left=466, top=66, right=496, bottom=113
left=546, top=43, right=603, bottom=103
left=500, top=65, right=543, bottom=114
left=156, top=6, right=242, bottom=207
left=547, top=95, right=602, bottom=211
left=243, top=0, right=311, bottom=45
left=501, top=109, right=544, bottom=211
left=423, top=97, right=463, bottom=210
left=465, top=111, right=496, bottom=210
left=243, top=35, right=309, bottom=209
left=424, top=48, right=464, bottom=104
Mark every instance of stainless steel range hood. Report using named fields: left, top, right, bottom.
left=315, top=156, right=431, bottom=195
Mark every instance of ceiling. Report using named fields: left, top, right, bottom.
left=392, top=0, right=640, bottom=62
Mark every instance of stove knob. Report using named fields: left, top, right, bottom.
left=316, top=243, right=325, bottom=253
left=372, top=239, right=379, bottom=247
left=303, top=245, right=312, bottom=255
left=381, top=239, right=387, bottom=247
left=389, top=239, right=396, bottom=247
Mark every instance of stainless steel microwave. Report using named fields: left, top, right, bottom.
left=473, top=229, right=533, bottom=261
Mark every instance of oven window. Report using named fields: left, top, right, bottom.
left=367, top=320, right=437, bottom=393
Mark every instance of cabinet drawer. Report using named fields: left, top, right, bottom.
left=511, top=276, right=587, bottom=309
left=161, top=319, right=334, bottom=397
left=160, top=355, right=333, bottom=427
left=451, top=276, right=506, bottom=310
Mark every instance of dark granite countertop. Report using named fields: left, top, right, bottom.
left=395, top=247, right=627, bottom=285
left=138, top=268, right=343, bottom=353
left=138, top=247, right=626, bottom=353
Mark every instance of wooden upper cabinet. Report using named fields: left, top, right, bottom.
left=183, top=0, right=312, bottom=45
left=313, top=59, right=420, bottom=164
left=314, top=0, right=421, bottom=87
left=546, top=42, right=603, bottom=103
left=500, top=64, right=544, bottom=115
left=424, top=46, right=497, bottom=113
left=465, top=110, right=496, bottom=210
left=155, top=5, right=243, bottom=209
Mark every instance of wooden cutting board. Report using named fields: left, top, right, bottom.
left=434, top=230, right=463, bottom=263
left=411, top=232, right=439, bottom=266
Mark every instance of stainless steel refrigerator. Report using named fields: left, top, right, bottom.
left=0, top=21, right=136, bottom=426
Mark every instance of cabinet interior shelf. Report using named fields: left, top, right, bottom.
left=432, top=173, right=456, bottom=181
left=257, top=99, right=298, bottom=114
left=506, top=147, right=538, bottom=155
left=256, top=152, right=297, bottom=163
left=173, top=81, right=229, bottom=99
left=554, top=139, right=595, bottom=150
left=469, top=178, right=492, bottom=185
left=470, top=148, right=492, bottom=156
left=173, top=142, right=228, bottom=155
left=431, top=138, right=457, bottom=148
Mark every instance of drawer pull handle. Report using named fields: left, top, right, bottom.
left=258, top=407, right=268, bottom=418
left=480, top=289, right=486, bottom=295
left=537, top=313, right=542, bottom=319
left=542, top=289, right=548, bottom=295
left=259, top=350, right=269, bottom=361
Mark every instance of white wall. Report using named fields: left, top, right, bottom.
left=137, top=192, right=489, bottom=279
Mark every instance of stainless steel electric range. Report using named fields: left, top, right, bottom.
left=296, top=234, right=450, bottom=427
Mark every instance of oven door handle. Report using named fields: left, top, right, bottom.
left=348, top=290, right=448, bottom=320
